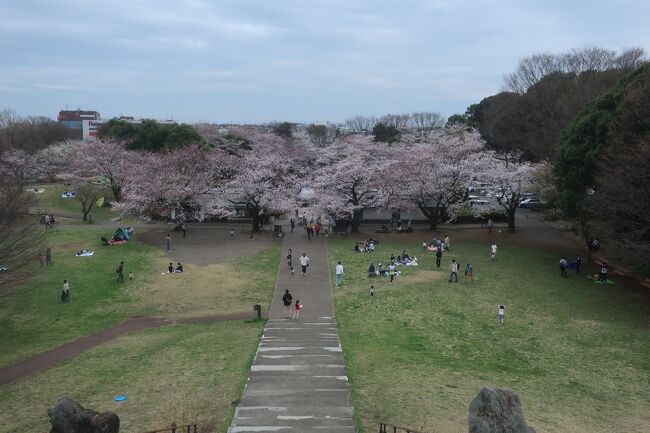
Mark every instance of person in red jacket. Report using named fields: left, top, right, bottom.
left=292, top=300, right=302, bottom=320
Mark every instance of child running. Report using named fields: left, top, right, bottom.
left=292, top=300, right=302, bottom=320
left=464, top=263, right=473, bottom=283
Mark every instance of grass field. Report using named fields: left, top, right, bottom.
left=0, top=320, right=264, bottom=433
left=31, top=182, right=117, bottom=221
left=142, top=245, right=281, bottom=319
left=0, top=229, right=281, bottom=367
left=0, top=229, right=154, bottom=367
left=329, top=233, right=650, bottom=433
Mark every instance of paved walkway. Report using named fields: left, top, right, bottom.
left=0, top=312, right=259, bottom=386
left=228, top=228, right=355, bottom=433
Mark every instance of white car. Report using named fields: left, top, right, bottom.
left=519, top=198, right=545, bottom=208
left=470, top=199, right=490, bottom=206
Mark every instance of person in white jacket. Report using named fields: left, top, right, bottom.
left=299, top=253, right=310, bottom=276
left=335, top=261, right=344, bottom=285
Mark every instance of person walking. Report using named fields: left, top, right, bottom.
left=299, top=253, right=310, bottom=276
left=464, top=263, right=474, bottom=283
left=575, top=255, right=582, bottom=274
left=61, top=280, right=70, bottom=303
left=335, top=261, right=344, bottom=286
left=230, top=229, right=234, bottom=237
left=282, top=289, right=293, bottom=318
left=315, top=223, right=321, bottom=237
left=498, top=304, right=505, bottom=325
left=181, top=222, right=187, bottom=238
left=488, top=218, right=494, bottom=233
left=290, top=219, right=295, bottom=233
left=388, top=262, right=396, bottom=284
left=116, top=261, right=124, bottom=282
left=45, top=247, right=52, bottom=266
left=444, top=235, right=450, bottom=251
left=165, top=234, right=172, bottom=252
left=292, top=300, right=302, bottom=320
left=306, top=225, right=311, bottom=240
left=559, top=257, right=568, bottom=278
left=129, top=271, right=134, bottom=281
left=449, top=259, right=459, bottom=282
left=490, top=243, right=497, bottom=262
left=287, top=249, right=293, bottom=268
left=600, top=263, right=609, bottom=284
left=38, top=252, right=45, bottom=268
left=435, top=248, right=442, bottom=270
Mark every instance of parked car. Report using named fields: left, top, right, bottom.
left=518, top=198, right=545, bottom=208
left=470, top=199, right=490, bottom=206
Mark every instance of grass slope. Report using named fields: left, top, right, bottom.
left=0, top=230, right=281, bottom=367
left=32, top=183, right=117, bottom=221
left=329, top=235, right=650, bottom=433
left=0, top=229, right=154, bottom=367
left=0, top=320, right=264, bottom=433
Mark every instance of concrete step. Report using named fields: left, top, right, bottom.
left=232, top=407, right=354, bottom=427
left=228, top=426, right=355, bottom=433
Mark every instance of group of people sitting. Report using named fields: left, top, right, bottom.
left=75, top=250, right=94, bottom=257
left=389, top=250, right=418, bottom=265
left=167, top=262, right=184, bottom=273
left=354, top=239, right=378, bottom=253
left=368, top=262, right=397, bottom=277
left=367, top=251, right=419, bottom=278
left=426, top=237, right=449, bottom=252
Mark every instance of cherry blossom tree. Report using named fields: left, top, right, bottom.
left=0, top=149, right=44, bottom=285
left=117, top=145, right=223, bottom=221
left=483, top=153, right=537, bottom=232
left=215, top=141, right=305, bottom=232
left=72, top=139, right=133, bottom=202
left=35, top=140, right=76, bottom=182
left=383, top=128, right=487, bottom=230
left=0, top=149, right=41, bottom=183
left=313, top=135, right=389, bottom=233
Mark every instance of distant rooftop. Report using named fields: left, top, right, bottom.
left=57, top=110, right=100, bottom=122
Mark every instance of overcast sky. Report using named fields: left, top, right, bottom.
left=1, top=0, right=648, bottom=124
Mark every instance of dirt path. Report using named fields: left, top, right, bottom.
left=0, top=311, right=262, bottom=386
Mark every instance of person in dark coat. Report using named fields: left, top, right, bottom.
left=282, top=289, right=293, bottom=318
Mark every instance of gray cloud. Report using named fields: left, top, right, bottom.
left=0, top=0, right=648, bottom=123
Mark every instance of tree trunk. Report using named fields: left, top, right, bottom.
left=251, top=213, right=261, bottom=233
left=111, top=183, right=122, bottom=202
left=507, top=210, right=516, bottom=232
left=350, top=209, right=362, bottom=233
left=419, top=205, right=441, bottom=231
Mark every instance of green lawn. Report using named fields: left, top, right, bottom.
left=0, top=320, right=264, bottom=433
left=329, top=234, right=650, bottom=433
left=30, top=182, right=117, bottom=221
left=0, top=230, right=281, bottom=368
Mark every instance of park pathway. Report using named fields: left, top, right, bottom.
left=228, top=226, right=356, bottom=433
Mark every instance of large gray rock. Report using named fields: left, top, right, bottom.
left=48, top=397, right=120, bottom=433
left=468, top=387, right=535, bottom=433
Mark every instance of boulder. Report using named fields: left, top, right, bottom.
left=48, top=397, right=120, bottom=433
left=468, top=387, right=535, bottom=433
